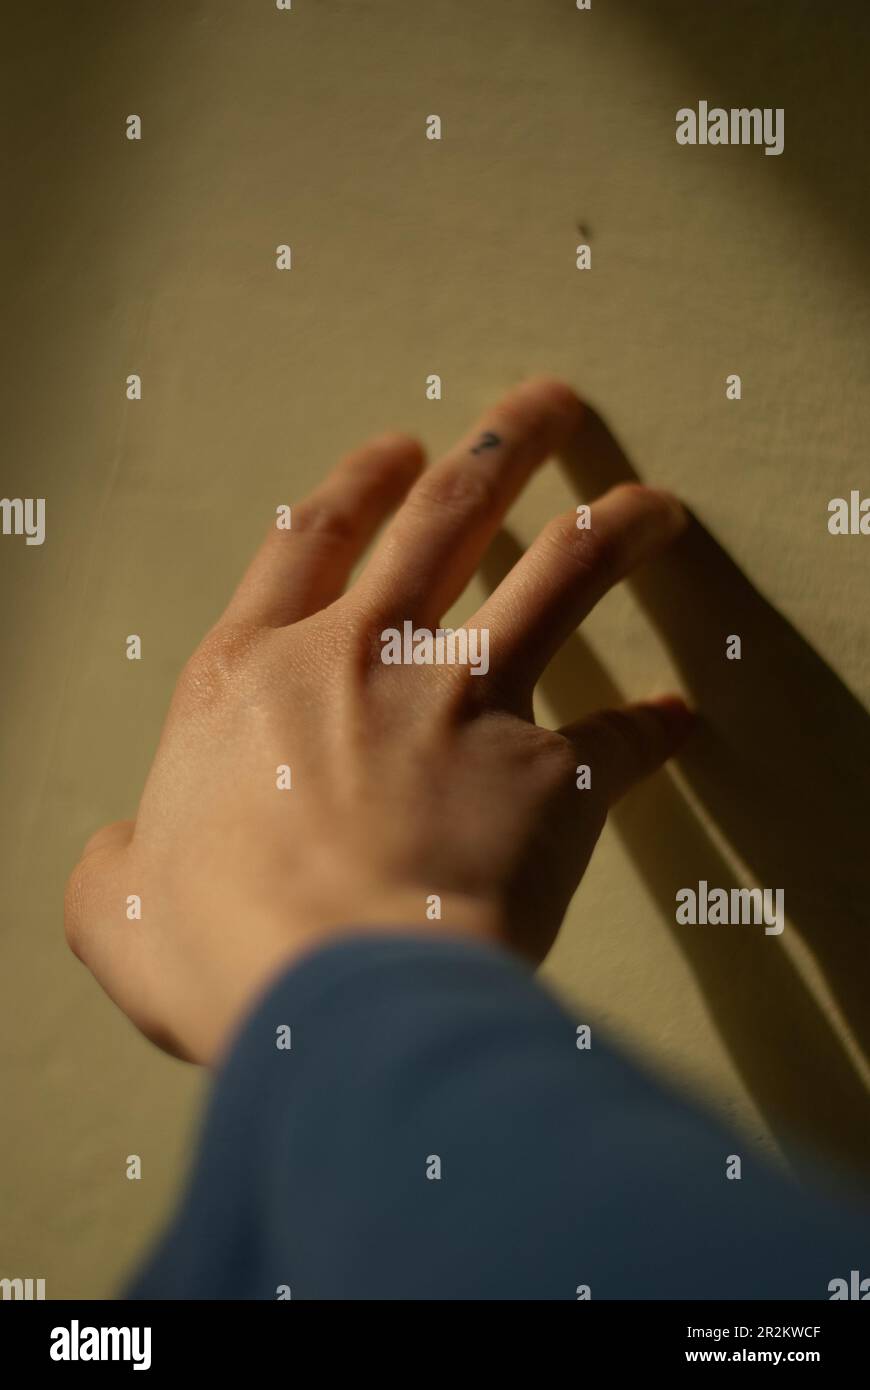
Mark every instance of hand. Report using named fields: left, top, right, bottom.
left=65, top=379, right=691, bottom=1064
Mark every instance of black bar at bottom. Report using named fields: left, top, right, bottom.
left=1, top=1298, right=867, bottom=1373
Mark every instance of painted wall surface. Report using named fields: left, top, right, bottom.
left=2, top=1, right=868, bottom=1297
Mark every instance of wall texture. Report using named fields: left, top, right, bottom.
left=2, top=0, right=869, bottom=1297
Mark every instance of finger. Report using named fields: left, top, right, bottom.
left=561, top=696, right=694, bottom=808
left=224, top=433, right=425, bottom=627
left=470, top=484, right=687, bottom=695
left=356, top=378, right=584, bottom=625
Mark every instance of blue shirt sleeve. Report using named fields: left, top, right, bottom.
left=125, top=932, right=869, bottom=1300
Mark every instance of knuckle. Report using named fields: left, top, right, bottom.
left=176, top=622, right=261, bottom=710
left=543, top=513, right=616, bottom=576
left=339, top=586, right=392, bottom=646
left=290, top=496, right=358, bottom=544
left=346, top=620, right=386, bottom=677
left=312, top=602, right=383, bottom=681
left=410, top=463, right=498, bottom=514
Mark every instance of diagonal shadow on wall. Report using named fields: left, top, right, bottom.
left=481, top=404, right=870, bottom=1189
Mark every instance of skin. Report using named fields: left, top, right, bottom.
left=64, top=379, right=693, bottom=1065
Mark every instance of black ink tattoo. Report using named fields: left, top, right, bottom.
left=470, top=431, right=501, bottom=455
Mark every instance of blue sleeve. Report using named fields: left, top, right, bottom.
left=125, top=933, right=869, bottom=1300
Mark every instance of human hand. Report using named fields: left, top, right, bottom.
left=65, top=379, right=691, bottom=1063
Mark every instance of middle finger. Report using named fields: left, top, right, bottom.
left=355, top=378, right=584, bottom=626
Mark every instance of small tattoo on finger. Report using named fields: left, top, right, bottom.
left=470, top=431, right=501, bottom=455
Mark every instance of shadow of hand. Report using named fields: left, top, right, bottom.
left=482, top=404, right=870, bottom=1188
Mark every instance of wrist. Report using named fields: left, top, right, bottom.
left=198, top=885, right=502, bottom=1066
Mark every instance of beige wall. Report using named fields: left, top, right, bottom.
left=2, top=0, right=869, bottom=1297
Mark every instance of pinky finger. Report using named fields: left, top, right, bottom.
left=560, top=695, right=694, bottom=808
